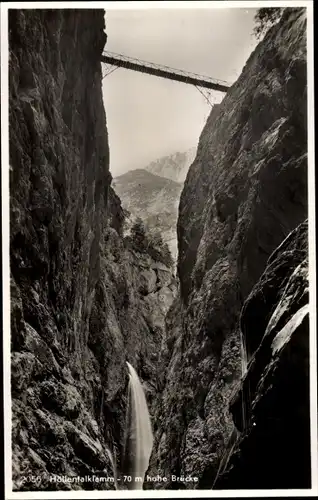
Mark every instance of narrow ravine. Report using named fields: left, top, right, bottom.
left=8, top=6, right=311, bottom=493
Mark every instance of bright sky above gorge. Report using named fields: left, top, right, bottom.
left=101, top=7, right=259, bottom=176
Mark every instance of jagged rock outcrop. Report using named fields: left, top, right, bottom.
left=147, top=8, right=308, bottom=489
left=9, top=10, right=176, bottom=491
left=214, top=221, right=310, bottom=489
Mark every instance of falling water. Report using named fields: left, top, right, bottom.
left=240, top=330, right=248, bottom=376
left=105, top=447, right=119, bottom=490
left=123, top=362, right=154, bottom=490
left=240, top=330, right=250, bottom=432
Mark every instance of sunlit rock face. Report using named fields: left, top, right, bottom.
left=9, top=10, right=176, bottom=491
left=145, top=147, right=196, bottom=183
left=147, top=8, right=308, bottom=489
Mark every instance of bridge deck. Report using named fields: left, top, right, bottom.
left=101, top=51, right=230, bottom=93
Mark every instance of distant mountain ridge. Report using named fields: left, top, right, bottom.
left=112, top=148, right=196, bottom=260
left=145, top=147, right=196, bottom=183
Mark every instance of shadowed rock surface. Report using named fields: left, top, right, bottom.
left=9, top=10, right=176, bottom=491
left=146, top=8, right=308, bottom=489
left=213, top=221, right=310, bottom=489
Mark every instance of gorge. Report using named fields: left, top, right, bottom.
left=8, top=6, right=312, bottom=493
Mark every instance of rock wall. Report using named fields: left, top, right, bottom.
left=9, top=10, right=176, bottom=491
left=214, top=221, right=310, bottom=489
left=147, top=8, right=308, bottom=489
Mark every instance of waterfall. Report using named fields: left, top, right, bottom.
left=105, top=447, right=119, bottom=490
left=240, top=330, right=248, bottom=376
left=122, top=362, right=154, bottom=490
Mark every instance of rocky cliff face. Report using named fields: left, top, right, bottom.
left=147, top=8, right=308, bottom=489
left=9, top=10, right=176, bottom=491
left=214, top=221, right=310, bottom=489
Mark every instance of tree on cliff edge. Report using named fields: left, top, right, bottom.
left=253, top=8, right=284, bottom=39
left=129, top=219, right=174, bottom=267
left=130, top=217, right=147, bottom=250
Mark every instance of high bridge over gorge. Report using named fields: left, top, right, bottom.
left=101, top=50, right=231, bottom=96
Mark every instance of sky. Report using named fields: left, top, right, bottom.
left=102, top=7, right=259, bottom=177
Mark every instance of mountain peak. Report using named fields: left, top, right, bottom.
left=112, top=148, right=197, bottom=260
left=145, top=146, right=196, bottom=183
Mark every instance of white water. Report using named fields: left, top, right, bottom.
left=240, top=330, right=248, bottom=431
left=124, top=362, right=154, bottom=490
left=105, top=447, right=119, bottom=490
left=240, top=330, right=248, bottom=376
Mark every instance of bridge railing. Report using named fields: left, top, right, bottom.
left=101, top=50, right=230, bottom=93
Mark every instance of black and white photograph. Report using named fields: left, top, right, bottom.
left=1, top=0, right=316, bottom=496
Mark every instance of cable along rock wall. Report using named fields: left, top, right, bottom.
left=9, top=10, right=176, bottom=491
left=146, top=7, right=308, bottom=489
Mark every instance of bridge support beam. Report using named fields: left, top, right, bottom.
left=101, top=53, right=229, bottom=93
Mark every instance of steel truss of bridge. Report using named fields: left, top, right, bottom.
left=101, top=50, right=230, bottom=93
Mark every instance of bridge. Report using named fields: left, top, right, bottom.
left=101, top=50, right=230, bottom=94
